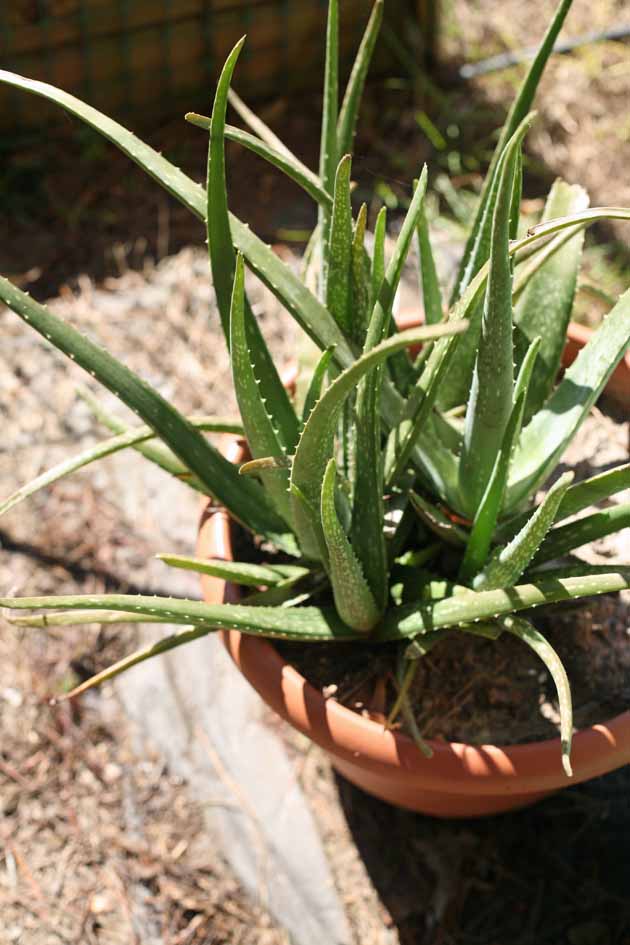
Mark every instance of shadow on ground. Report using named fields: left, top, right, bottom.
left=336, top=766, right=630, bottom=945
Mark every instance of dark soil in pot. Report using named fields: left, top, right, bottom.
left=272, top=402, right=630, bottom=748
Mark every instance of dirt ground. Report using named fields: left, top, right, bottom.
left=0, top=255, right=297, bottom=944
left=2, top=2, right=630, bottom=943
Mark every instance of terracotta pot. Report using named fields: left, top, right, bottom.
left=195, top=320, right=630, bottom=818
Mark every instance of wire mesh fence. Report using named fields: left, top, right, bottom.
left=1, top=1, right=434, bottom=130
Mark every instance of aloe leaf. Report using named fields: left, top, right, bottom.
left=387, top=657, right=419, bottom=725
left=76, top=387, right=242, bottom=487
left=351, top=390, right=387, bottom=606
left=206, top=38, right=245, bottom=338
left=319, top=0, right=340, bottom=290
left=229, top=254, right=293, bottom=522
left=57, top=625, right=223, bottom=700
left=526, top=562, right=630, bottom=581
left=409, top=491, right=468, bottom=547
left=557, top=464, right=630, bottom=521
left=383, top=336, right=461, bottom=490
left=416, top=201, right=443, bottom=325
left=0, top=277, right=291, bottom=543
left=378, top=572, right=630, bottom=641
left=514, top=180, right=589, bottom=421
left=512, top=225, right=584, bottom=300
left=475, top=472, right=574, bottom=590
left=337, top=0, right=384, bottom=155
left=302, top=347, right=336, bottom=424
left=326, top=155, right=354, bottom=333
left=186, top=114, right=331, bottom=209
left=207, top=43, right=300, bottom=455
left=500, top=615, right=574, bottom=777
left=156, top=554, right=309, bottom=586
left=459, top=116, right=534, bottom=515
left=404, top=628, right=451, bottom=660
left=370, top=206, right=387, bottom=312
left=320, top=459, right=381, bottom=632
left=459, top=622, right=504, bottom=642
left=350, top=203, right=370, bottom=343
left=523, top=207, right=630, bottom=245
left=459, top=338, right=541, bottom=584
left=0, top=594, right=359, bottom=641
left=0, top=424, right=228, bottom=518
left=451, top=0, right=574, bottom=303
left=9, top=611, right=163, bottom=628
left=497, top=462, right=630, bottom=543
left=390, top=655, right=434, bottom=757
left=532, top=502, right=630, bottom=565
left=239, top=456, right=291, bottom=476
left=365, top=167, right=428, bottom=350
left=508, top=287, right=630, bottom=508
left=352, top=366, right=388, bottom=611
left=243, top=575, right=327, bottom=608
left=227, top=88, right=294, bottom=159
left=0, top=71, right=355, bottom=368
left=352, top=200, right=390, bottom=608
left=290, top=322, right=467, bottom=559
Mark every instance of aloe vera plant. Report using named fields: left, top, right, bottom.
left=2, top=0, right=630, bottom=779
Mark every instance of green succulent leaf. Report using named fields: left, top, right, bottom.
left=350, top=203, right=370, bottom=343
left=290, top=322, right=467, bottom=559
left=319, top=0, right=340, bottom=289
left=532, top=502, right=630, bottom=566
left=512, top=225, right=584, bottom=300
left=508, top=286, right=630, bottom=508
left=206, top=38, right=245, bottom=339
left=451, top=0, right=574, bottom=303
left=302, top=346, right=336, bottom=424
left=156, top=554, right=309, bottom=586
left=239, top=456, right=291, bottom=476
left=514, top=180, right=589, bottom=421
left=337, top=0, right=384, bottom=156
left=229, top=253, right=294, bottom=522
left=370, top=206, right=387, bottom=313
left=416, top=201, right=443, bottom=325
left=9, top=610, right=165, bottom=628
left=0, top=416, right=242, bottom=519
left=497, top=462, right=630, bottom=543
left=76, top=387, right=243, bottom=488
left=0, top=594, right=358, bottom=640
left=59, top=626, right=224, bottom=700
left=474, top=471, right=574, bottom=590
left=523, top=207, right=630, bottom=246
left=206, top=43, right=300, bottom=455
left=459, top=337, right=541, bottom=584
left=378, top=572, right=630, bottom=641
left=321, top=459, right=381, bottom=631
left=227, top=88, right=294, bottom=158
left=409, top=491, right=468, bottom=547
left=0, top=276, right=289, bottom=544
left=525, top=562, right=630, bottom=581
left=557, top=464, right=630, bottom=521
left=352, top=369, right=388, bottom=612
left=459, top=115, right=534, bottom=515
left=391, top=655, right=434, bottom=757
left=186, top=114, right=331, bottom=209
left=500, top=615, right=574, bottom=777
left=326, top=155, right=354, bottom=333
left=365, top=166, right=428, bottom=350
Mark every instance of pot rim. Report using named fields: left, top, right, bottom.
left=197, top=316, right=630, bottom=798
left=197, top=497, right=630, bottom=798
